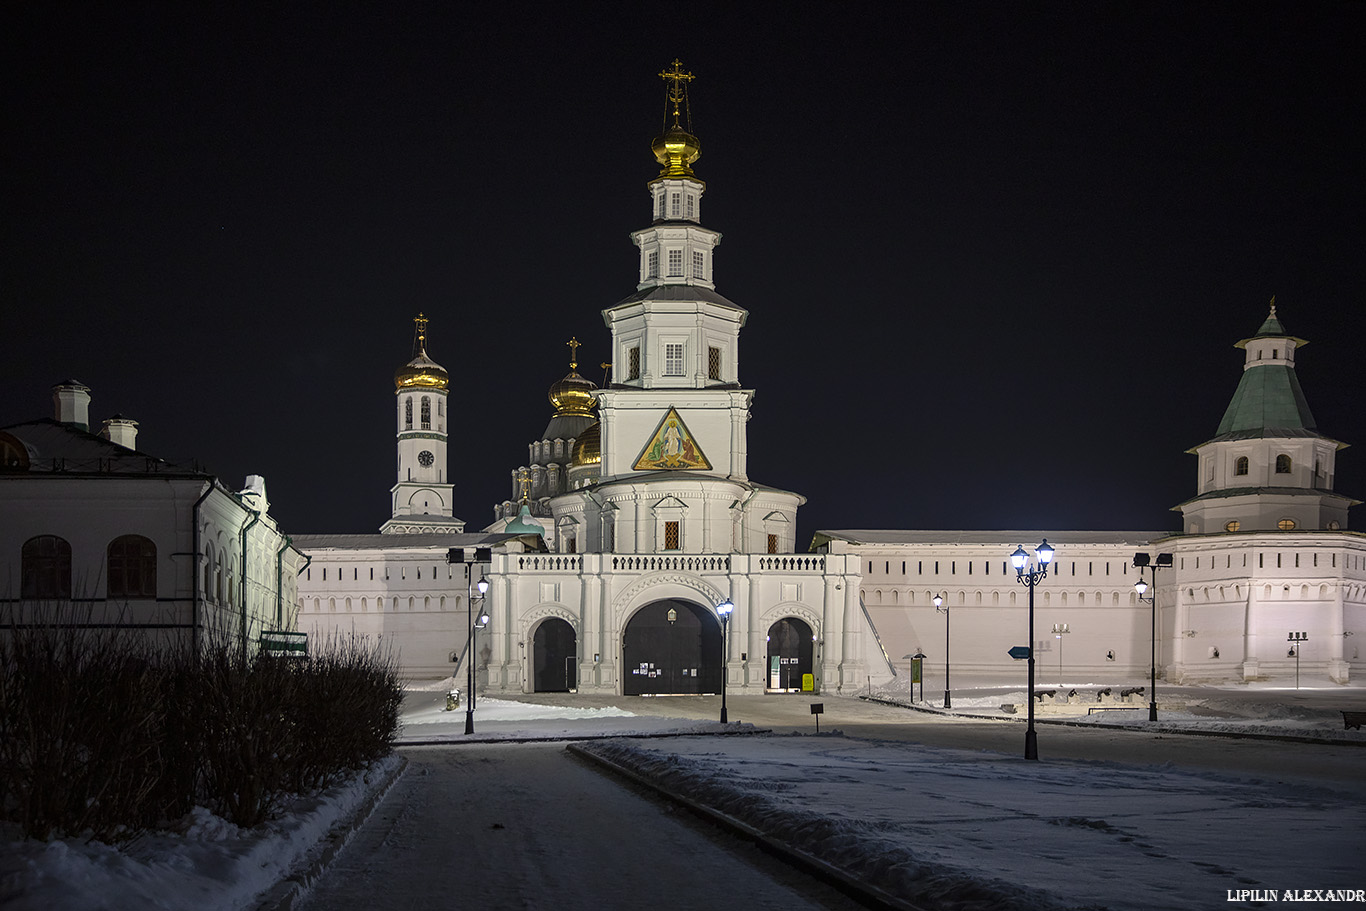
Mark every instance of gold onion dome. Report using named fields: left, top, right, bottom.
left=394, top=312, right=449, bottom=390
left=548, top=369, right=597, bottom=416
left=394, top=351, right=449, bottom=390
left=652, top=126, right=701, bottom=179
left=572, top=420, right=601, bottom=467
left=550, top=337, right=598, bottom=416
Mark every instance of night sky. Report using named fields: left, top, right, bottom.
left=4, top=3, right=1364, bottom=543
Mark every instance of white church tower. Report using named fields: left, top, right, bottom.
left=381, top=313, right=465, bottom=534
left=551, top=60, right=805, bottom=555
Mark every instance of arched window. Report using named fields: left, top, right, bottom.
left=22, top=535, right=72, bottom=599
left=421, top=396, right=431, bottom=429
left=108, top=534, right=156, bottom=598
left=404, top=397, right=413, bottom=429
left=1275, top=454, right=1292, bottom=474
left=1234, top=456, right=1249, bottom=476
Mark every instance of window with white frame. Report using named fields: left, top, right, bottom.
left=647, top=250, right=659, bottom=279
left=686, top=194, right=695, bottom=218
left=667, top=249, right=683, bottom=276
left=664, top=343, right=685, bottom=376
left=658, top=192, right=666, bottom=219
left=628, top=346, right=641, bottom=380
left=692, top=250, right=705, bottom=279
left=671, top=193, right=680, bottom=217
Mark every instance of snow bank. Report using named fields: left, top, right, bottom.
left=0, top=755, right=402, bottom=911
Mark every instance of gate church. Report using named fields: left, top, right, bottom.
left=296, top=62, right=1365, bottom=694
left=296, top=62, right=875, bottom=695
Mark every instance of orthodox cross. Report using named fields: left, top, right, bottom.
left=1269, top=295, right=1277, bottom=318
left=659, top=59, right=693, bottom=127
left=413, top=312, right=429, bottom=351
left=517, top=468, right=532, bottom=502
left=567, top=337, right=581, bottom=371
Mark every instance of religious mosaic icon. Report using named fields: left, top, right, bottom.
left=633, top=407, right=710, bottom=471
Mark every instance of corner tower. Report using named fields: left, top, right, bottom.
left=382, top=313, right=464, bottom=534
left=1177, top=300, right=1356, bottom=534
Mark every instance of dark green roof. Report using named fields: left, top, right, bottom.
left=1253, top=312, right=1287, bottom=338
left=1213, top=364, right=1317, bottom=440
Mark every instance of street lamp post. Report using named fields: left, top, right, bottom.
left=934, top=592, right=951, bottom=708
left=1133, top=552, right=1172, bottom=722
left=717, top=600, right=734, bottom=723
left=1051, top=623, right=1070, bottom=685
left=1012, top=539, right=1054, bottom=761
left=466, top=577, right=489, bottom=735
left=1288, top=631, right=1308, bottom=689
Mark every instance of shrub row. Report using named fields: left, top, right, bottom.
left=0, top=622, right=402, bottom=842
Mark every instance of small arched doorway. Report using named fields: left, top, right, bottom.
left=532, top=618, right=577, bottom=692
left=622, top=599, right=722, bottom=696
left=766, top=617, right=814, bottom=692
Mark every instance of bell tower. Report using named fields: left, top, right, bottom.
left=381, top=313, right=465, bottom=534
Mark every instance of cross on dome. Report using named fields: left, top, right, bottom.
left=414, top=312, right=429, bottom=351
left=659, top=59, right=694, bottom=129
left=567, top=337, right=582, bottom=370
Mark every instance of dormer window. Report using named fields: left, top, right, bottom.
left=1235, top=456, right=1249, bottom=476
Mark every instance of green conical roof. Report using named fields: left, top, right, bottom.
left=1213, top=306, right=1319, bottom=442
left=1214, top=365, right=1317, bottom=439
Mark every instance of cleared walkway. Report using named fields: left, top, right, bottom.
left=299, top=743, right=865, bottom=911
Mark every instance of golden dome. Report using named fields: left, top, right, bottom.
left=571, top=420, right=601, bottom=467
left=652, top=125, right=701, bottom=179
left=394, top=312, right=449, bottom=390
left=394, top=352, right=449, bottom=390
left=548, top=369, right=597, bottom=416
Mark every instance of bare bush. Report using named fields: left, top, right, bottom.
left=0, top=615, right=402, bottom=839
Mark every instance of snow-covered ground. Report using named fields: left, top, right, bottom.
left=3, top=678, right=1363, bottom=910
left=870, top=674, right=1366, bottom=743
left=576, top=735, right=1366, bottom=910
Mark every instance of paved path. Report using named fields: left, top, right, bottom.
left=299, top=743, right=864, bottom=911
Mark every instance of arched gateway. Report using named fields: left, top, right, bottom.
left=622, top=599, right=723, bottom=695
left=766, top=617, right=814, bottom=691
left=532, top=617, right=577, bottom=692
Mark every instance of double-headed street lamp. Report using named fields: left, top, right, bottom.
left=933, top=592, right=951, bottom=708
left=717, top=600, right=734, bottom=723
left=466, top=578, right=489, bottom=735
left=1133, top=552, right=1172, bottom=722
left=1012, top=539, right=1054, bottom=761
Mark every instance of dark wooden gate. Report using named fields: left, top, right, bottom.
left=533, top=617, right=577, bottom=692
left=622, top=599, right=722, bottom=696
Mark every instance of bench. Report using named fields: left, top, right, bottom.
left=1344, top=711, right=1366, bottom=731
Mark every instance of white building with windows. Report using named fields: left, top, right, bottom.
left=0, top=381, right=305, bottom=656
